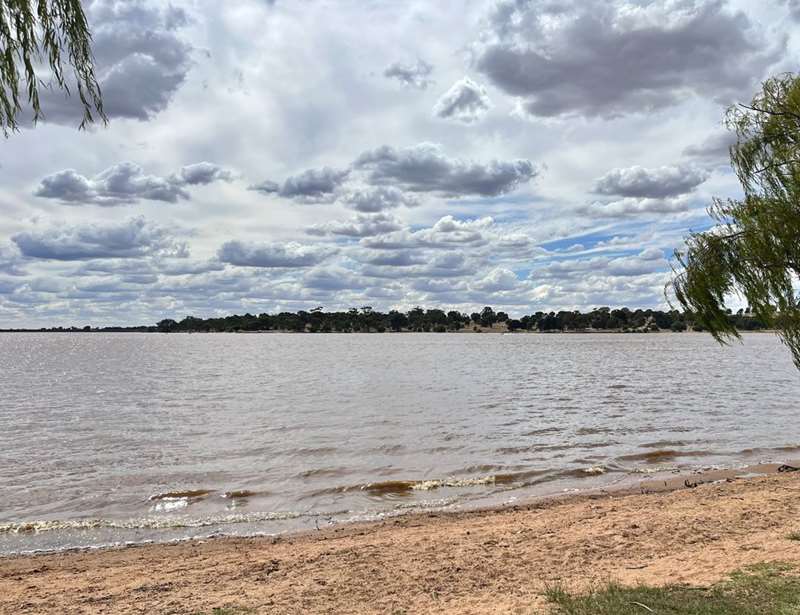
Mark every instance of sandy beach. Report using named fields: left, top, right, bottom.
left=2, top=467, right=800, bottom=614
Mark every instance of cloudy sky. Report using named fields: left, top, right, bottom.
left=0, top=0, right=797, bottom=327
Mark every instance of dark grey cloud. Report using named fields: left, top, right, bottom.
left=250, top=167, right=350, bottom=202
left=306, top=213, right=403, bottom=238
left=0, top=246, right=26, bottom=276
left=175, top=162, right=235, bottom=185
left=355, top=250, right=424, bottom=267
left=280, top=167, right=349, bottom=200
left=682, top=131, right=737, bottom=164
left=12, top=217, right=185, bottom=261
left=248, top=180, right=280, bottom=194
left=361, top=251, right=473, bottom=279
left=593, top=164, right=709, bottom=198
left=474, top=0, right=785, bottom=118
left=354, top=143, right=537, bottom=197
left=35, top=161, right=232, bottom=206
left=0, top=277, right=21, bottom=295
left=433, top=77, right=491, bottom=123
left=338, top=186, right=419, bottom=212
left=782, top=0, right=800, bottom=21
left=303, top=267, right=364, bottom=291
left=156, top=259, right=227, bottom=276
left=37, top=0, right=193, bottom=124
left=384, top=59, right=434, bottom=89
left=217, top=240, right=335, bottom=268
left=35, top=164, right=188, bottom=205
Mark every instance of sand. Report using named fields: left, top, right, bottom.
left=2, top=468, right=800, bottom=614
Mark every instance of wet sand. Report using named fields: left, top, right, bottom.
left=2, top=465, right=800, bottom=614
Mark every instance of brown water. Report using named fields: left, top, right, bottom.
left=1, top=332, right=798, bottom=554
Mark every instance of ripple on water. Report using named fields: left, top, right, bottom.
left=617, top=449, right=718, bottom=463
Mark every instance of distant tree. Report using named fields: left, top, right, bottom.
left=446, top=310, right=464, bottom=330
left=388, top=310, right=407, bottom=332
left=506, top=319, right=523, bottom=331
left=671, top=73, right=800, bottom=367
left=157, top=319, right=177, bottom=332
left=143, top=305, right=767, bottom=337
left=539, top=312, right=562, bottom=331
left=496, top=311, right=508, bottom=322
left=480, top=306, right=496, bottom=327
left=1, top=0, right=106, bottom=134
left=426, top=308, right=448, bottom=327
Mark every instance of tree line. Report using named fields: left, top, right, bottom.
left=0, top=307, right=770, bottom=334
left=123, top=306, right=769, bottom=334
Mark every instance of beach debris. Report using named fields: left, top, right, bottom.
left=684, top=479, right=700, bottom=488
left=778, top=464, right=800, bottom=473
left=630, top=602, right=655, bottom=613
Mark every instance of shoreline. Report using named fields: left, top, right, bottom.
left=3, top=465, right=800, bottom=614
left=0, top=460, right=793, bottom=557
left=0, top=328, right=779, bottom=335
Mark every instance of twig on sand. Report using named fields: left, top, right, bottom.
left=630, top=601, right=655, bottom=613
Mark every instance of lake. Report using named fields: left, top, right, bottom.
left=1, top=331, right=798, bottom=554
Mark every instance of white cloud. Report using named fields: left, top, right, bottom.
left=433, top=77, right=492, bottom=124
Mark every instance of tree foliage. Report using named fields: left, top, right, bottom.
left=672, top=73, right=800, bottom=367
left=1, top=305, right=768, bottom=333
left=0, top=0, right=105, bottom=134
left=148, top=305, right=760, bottom=333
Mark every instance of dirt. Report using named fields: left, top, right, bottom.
left=2, top=470, right=800, bottom=614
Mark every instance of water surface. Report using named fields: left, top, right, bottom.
left=1, top=332, right=798, bottom=553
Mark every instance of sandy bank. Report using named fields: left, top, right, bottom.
left=2, top=469, right=800, bottom=614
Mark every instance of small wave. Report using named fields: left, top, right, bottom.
left=291, top=446, right=339, bottom=456
left=0, top=510, right=321, bottom=535
left=575, top=426, right=617, bottom=436
left=148, top=490, right=214, bottom=501
left=741, top=445, right=800, bottom=456
left=311, top=472, right=533, bottom=498
left=222, top=490, right=261, bottom=499
left=354, top=467, right=610, bottom=495
left=362, top=475, right=507, bottom=495
left=521, top=427, right=561, bottom=437
left=617, top=449, right=716, bottom=463
left=544, top=466, right=608, bottom=480
left=639, top=440, right=692, bottom=449
left=297, top=467, right=351, bottom=479
left=366, top=444, right=406, bottom=454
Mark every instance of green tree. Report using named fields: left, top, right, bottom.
left=1, top=0, right=105, bottom=134
left=479, top=306, right=496, bottom=327
left=388, top=310, right=407, bottom=332
left=671, top=73, right=800, bottom=367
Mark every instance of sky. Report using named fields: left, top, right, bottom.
left=0, top=0, right=798, bottom=327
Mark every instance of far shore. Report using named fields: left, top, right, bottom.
left=3, top=464, right=800, bottom=614
left=0, top=327, right=778, bottom=334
